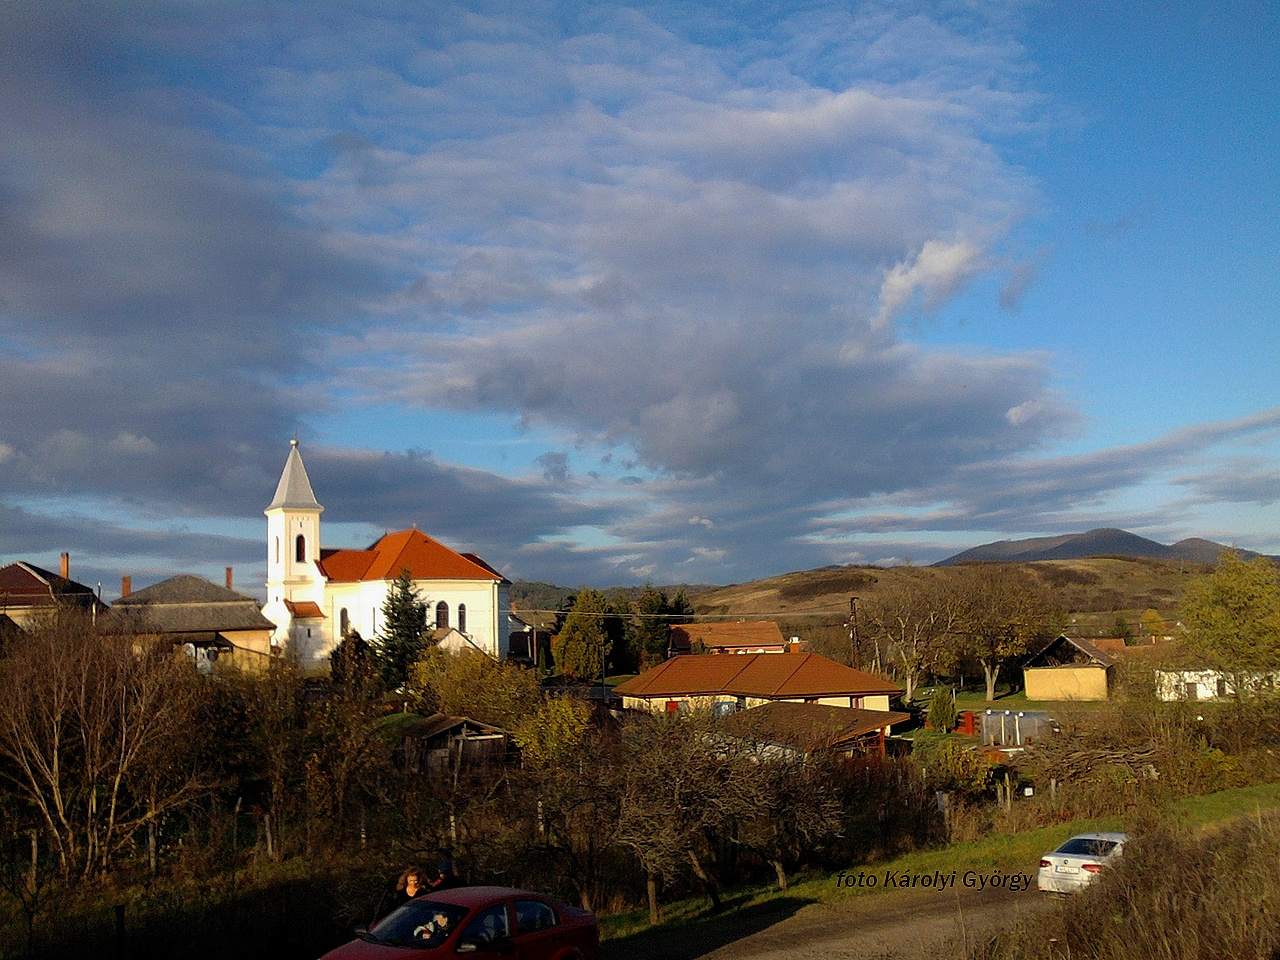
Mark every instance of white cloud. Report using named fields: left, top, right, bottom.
left=874, top=239, right=985, bottom=328
left=109, top=432, right=157, bottom=455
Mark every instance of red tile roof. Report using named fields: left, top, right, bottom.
left=0, top=561, right=103, bottom=611
left=284, top=600, right=325, bottom=619
left=613, top=652, right=901, bottom=700
left=670, top=621, right=788, bottom=652
left=317, top=529, right=505, bottom=583
left=720, top=701, right=910, bottom=751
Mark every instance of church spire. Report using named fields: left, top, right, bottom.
left=266, top=439, right=324, bottom=513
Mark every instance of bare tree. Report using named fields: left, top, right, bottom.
left=523, top=731, right=622, bottom=912
left=0, top=615, right=212, bottom=876
left=863, top=574, right=958, bottom=702
left=942, top=565, right=1060, bottom=701
left=241, top=657, right=307, bottom=861
left=615, top=713, right=758, bottom=923
left=303, top=645, right=391, bottom=849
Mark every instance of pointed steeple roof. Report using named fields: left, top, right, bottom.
left=266, top=440, right=324, bottom=513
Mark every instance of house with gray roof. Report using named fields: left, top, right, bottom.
left=105, top=574, right=276, bottom=674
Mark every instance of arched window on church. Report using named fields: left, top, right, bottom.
left=457, top=604, right=466, bottom=634
left=435, top=601, right=449, bottom=630
left=275, top=537, right=280, bottom=563
left=295, top=534, right=306, bottom=563
left=339, top=608, right=349, bottom=637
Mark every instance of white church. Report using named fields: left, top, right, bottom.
left=261, top=440, right=511, bottom=671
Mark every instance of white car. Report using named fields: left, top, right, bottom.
left=1037, top=832, right=1127, bottom=894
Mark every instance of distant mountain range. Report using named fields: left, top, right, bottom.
left=936, top=528, right=1275, bottom=566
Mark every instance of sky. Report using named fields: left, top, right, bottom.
left=1, top=0, right=1277, bottom=597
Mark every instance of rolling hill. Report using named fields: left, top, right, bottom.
left=936, top=527, right=1269, bottom=565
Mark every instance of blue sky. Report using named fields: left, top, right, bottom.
left=1, top=0, right=1277, bottom=596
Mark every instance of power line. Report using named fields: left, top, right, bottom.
left=512, top=608, right=848, bottom=620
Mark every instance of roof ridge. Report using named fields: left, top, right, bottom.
left=770, top=651, right=811, bottom=695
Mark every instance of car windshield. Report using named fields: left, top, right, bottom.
left=1055, top=837, right=1120, bottom=857
left=369, top=900, right=469, bottom=948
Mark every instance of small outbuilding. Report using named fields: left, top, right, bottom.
left=1022, top=635, right=1116, bottom=701
left=399, top=714, right=512, bottom=775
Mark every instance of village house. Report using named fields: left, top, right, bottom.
left=1154, top=668, right=1280, bottom=702
left=103, top=571, right=276, bottom=675
left=668, top=620, right=800, bottom=656
left=0, top=554, right=106, bottom=629
left=261, top=440, right=511, bottom=672
left=613, top=651, right=901, bottom=716
left=718, top=700, right=910, bottom=758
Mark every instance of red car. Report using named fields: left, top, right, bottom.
left=321, top=886, right=601, bottom=960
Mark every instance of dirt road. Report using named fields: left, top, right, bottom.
left=704, top=884, right=1048, bottom=960
left=606, top=883, right=1051, bottom=960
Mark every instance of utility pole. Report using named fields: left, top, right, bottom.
left=848, top=596, right=861, bottom=667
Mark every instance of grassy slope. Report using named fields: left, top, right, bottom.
left=686, top=557, right=1211, bottom=632
left=600, top=781, right=1280, bottom=943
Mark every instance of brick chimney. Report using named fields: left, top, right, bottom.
left=225, top=566, right=233, bottom=590
left=121, top=576, right=131, bottom=598
left=60, top=552, right=69, bottom=579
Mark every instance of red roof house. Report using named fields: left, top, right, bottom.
left=614, top=651, right=901, bottom=714
left=0, top=556, right=105, bottom=629
left=668, top=621, right=798, bottom=656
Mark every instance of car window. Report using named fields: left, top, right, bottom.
left=1055, top=837, right=1119, bottom=857
left=371, top=901, right=468, bottom=949
left=514, top=899, right=558, bottom=934
left=457, top=904, right=510, bottom=952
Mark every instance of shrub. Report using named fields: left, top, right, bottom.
left=928, top=686, right=957, bottom=732
left=967, top=814, right=1280, bottom=960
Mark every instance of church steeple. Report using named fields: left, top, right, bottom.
left=264, top=441, right=326, bottom=653
left=266, top=438, right=324, bottom=513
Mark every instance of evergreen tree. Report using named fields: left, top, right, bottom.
left=628, top=585, right=695, bottom=669
left=927, top=686, right=957, bottom=732
left=374, top=568, right=429, bottom=688
left=553, top=589, right=610, bottom=680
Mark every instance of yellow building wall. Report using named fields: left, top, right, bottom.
left=217, top=629, right=276, bottom=675
left=1024, top=666, right=1109, bottom=701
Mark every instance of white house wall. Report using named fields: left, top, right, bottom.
left=325, top=577, right=510, bottom=662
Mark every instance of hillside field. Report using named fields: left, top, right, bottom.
left=685, top=556, right=1213, bottom=653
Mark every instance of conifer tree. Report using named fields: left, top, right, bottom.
left=374, top=568, right=429, bottom=688
left=553, top=589, right=610, bottom=680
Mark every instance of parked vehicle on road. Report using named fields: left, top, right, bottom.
left=1037, top=832, right=1128, bottom=894
left=321, top=886, right=601, bottom=960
